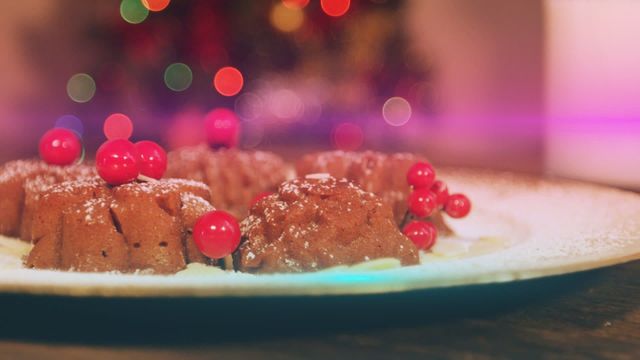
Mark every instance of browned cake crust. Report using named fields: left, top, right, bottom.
left=0, top=160, right=96, bottom=238
left=235, top=175, right=419, bottom=273
left=25, top=178, right=214, bottom=274
left=165, top=145, right=292, bottom=218
left=296, top=151, right=426, bottom=224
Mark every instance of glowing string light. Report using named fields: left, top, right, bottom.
left=270, top=2, right=305, bottom=33
left=55, top=115, right=84, bottom=138
left=214, top=67, right=244, bottom=97
left=66, top=73, right=96, bottom=103
left=104, top=113, right=134, bottom=140
left=382, top=97, right=412, bottom=126
left=164, top=63, right=193, bottom=92
left=321, top=0, right=351, bottom=17
left=120, top=0, right=149, bottom=24
left=282, top=0, right=309, bottom=9
left=234, top=93, right=264, bottom=121
left=141, top=0, right=170, bottom=12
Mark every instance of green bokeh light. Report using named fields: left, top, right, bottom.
left=164, top=63, right=193, bottom=92
left=66, top=73, right=96, bottom=103
left=120, top=0, right=149, bottom=24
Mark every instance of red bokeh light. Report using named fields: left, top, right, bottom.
left=142, top=0, right=171, bottom=12
left=213, top=66, right=244, bottom=97
left=282, top=0, right=310, bottom=9
left=332, top=122, right=363, bottom=151
left=321, top=0, right=351, bottom=17
left=103, top=113, right=133, bottom=140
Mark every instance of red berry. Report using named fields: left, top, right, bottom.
left=135, top=140, right=167, bottom=180
left=445, top=193, right=472, bottom=218
left=204, top=108, right=240, bottom=149
left=430, top=180, right=449, bottom=207
left=406, top=162, right=436, bottom=189
left=193, top=210, right=241, bottom=259
left=96, top=139, right=139, bottom=185
left=250, top=191, right=272, bottom=208
left=408, top=188, right=438, bottom=218
left=403, top=221, right=438, bottom=250
left=39, top=128, right=82, bottom=166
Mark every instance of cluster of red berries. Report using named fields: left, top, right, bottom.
left=39, top=115, right=168, bottom=186
left=95, top=116, right=168, bottom=185
left=39, top=108, right=240, bottom=184
left=96, top=139, right=167, bottom=185
left=402, top=162, right=471, bottom=251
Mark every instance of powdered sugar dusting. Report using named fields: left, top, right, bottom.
left=305, top=173, right=331, bottom=180
left=80, top=197, right=110, bottom=225
left=180, top=192, right=213, bottom=212
left=41, top=178, right=104, bottom=198
left=0, top=160, right=96, bottom=184
left=118, top=178, right=209, bottom=195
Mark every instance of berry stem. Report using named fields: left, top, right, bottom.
left=224, top=255, right=234, bottom=271
left=399, top=210, right=412, bottom=229
left=137, top=174, right=157, bottom=182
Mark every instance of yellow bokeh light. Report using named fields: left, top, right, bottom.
left=270, top=3, right=304, bottom=33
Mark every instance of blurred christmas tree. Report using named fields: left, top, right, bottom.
left=24, top=0, right=433, bottom=155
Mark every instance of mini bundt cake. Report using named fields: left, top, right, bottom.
left=296, top=151, right=455, bottom=236
left=235, top=174, right=419, bottom=273
left=165, top=144, right=292, bottom=217
left=0, top=160, right=96, bottom=238
left=25, top=178, right=215, bottom=274
left=296, top=151, right=427, bottom=224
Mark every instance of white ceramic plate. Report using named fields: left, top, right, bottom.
left=0, top=169, right=638, bottom=298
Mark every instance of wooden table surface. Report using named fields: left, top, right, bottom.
left=0, top=259, right=638, bottom=359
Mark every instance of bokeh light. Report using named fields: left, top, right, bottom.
left=269, top=89, right=304, bottom=122
left=214, top=66, right=244, bottom=97
left=321, top=0, right=351, bottom=17
left=382, top=96, right=412, bottom=126
left=270, top=2, right=305, bottom=33
left=332, top=122, right=363, bottom=151
left=164, top=63, right=193, bottom=92
left=55, top=115, right=84, bottom=138
left=240, top=120, right=264, bottom=149
left=234, top=92, right=264, bottom=121
left=66, top=73, right=96, bottom=103
left=120, top=0, right=149, bottom=24
left=104, top=113, right=134, bottom=140
left=282, top=0, right=310, bottom=9
left=141, top=0, right=170, bottom=12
